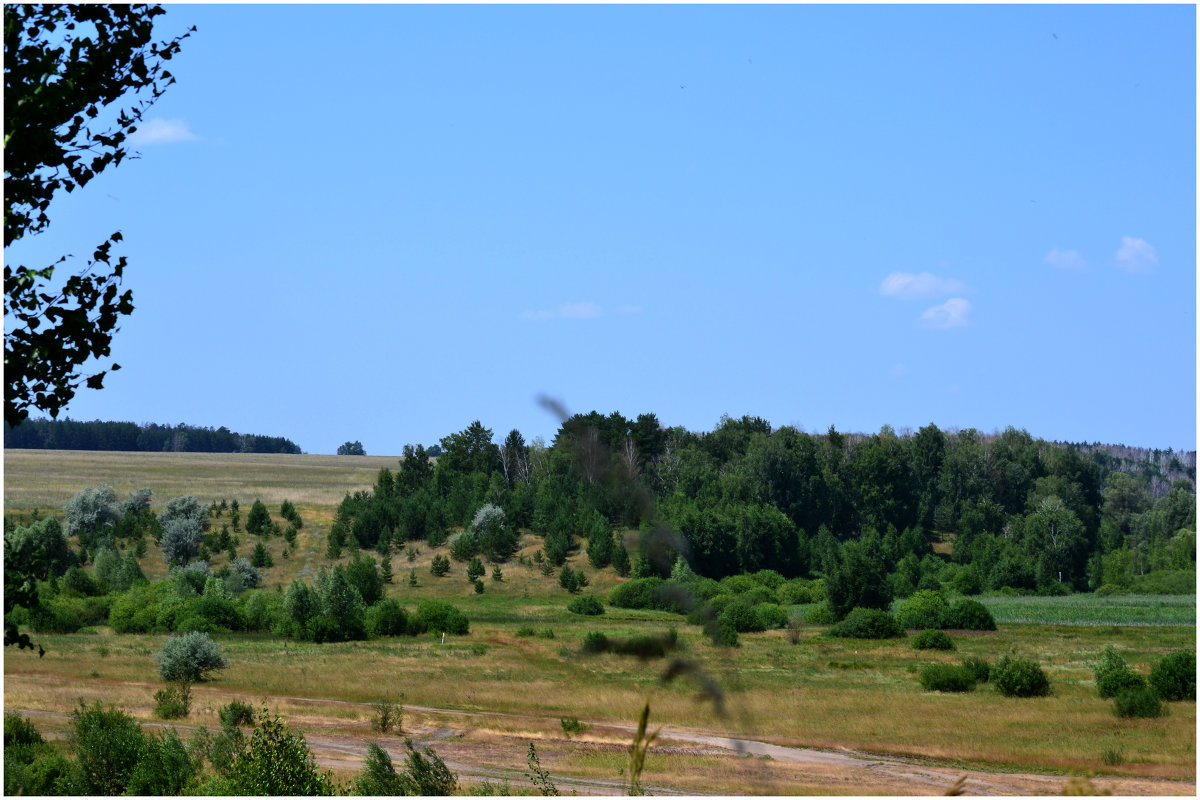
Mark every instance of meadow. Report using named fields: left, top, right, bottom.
left=4, top=449, right=1196, bottom=795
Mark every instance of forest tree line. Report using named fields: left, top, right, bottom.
left=4, top=418, right=301, bottom=454
left=332, top=413, right=1195, bottom=599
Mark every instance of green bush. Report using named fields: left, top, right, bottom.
left=828, top=607, right=905, bottom=639
left=414, top=600, right=469, bottom=635
left=805, top=604, right=837, bottom=625
left=515, top=625, right=536, bottom=637
left=126, top=728, right=195, bottom=795
left=704, top=616, right=740, bottom=648
left=911, top=629, right=955, bottom=650
left=1097, top=667, right=1147, bottom=699
left=1148, top=649, right=1196, bottom=701
left=754, top=602, right=789, bottom=630
left=219, top=699, right=256, bottom=728
left=366, top=599, right=410, bottom=637
left=581, top=631, right=609, bottom=654
left=960, top=655, right=991, bottom=683
left=778, top=580, right=814, bottom=605
left=154, top=631, right=229, bottom=682
left=895, top=590, right=950, bottom=630
left=607, top=577, right=684, bottom=613
left=919, top=664, right=977, bottom=693
left=153, top=681, right=191, bottom=719
left=947, top=598, right=997, bottom=631
left=567, top=596, right=605, bottom=616
left=226, top=711, right=334, bottom=795
left=718, top=600, right=767, bottom=633
left=993, top=655, right=1050, bottom=697
left=1093, top=645, right=1129, bottom=683
left=69, top=701, right=147, bottom=795
left=1113, top=686, right=1166, bottom=718
left=13, top=749, right=81, bottom=795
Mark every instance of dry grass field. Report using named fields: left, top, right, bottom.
left=3, top=449, right=1196, bottom=795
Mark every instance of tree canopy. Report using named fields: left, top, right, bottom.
left=4, top=5, right=194, bottom=427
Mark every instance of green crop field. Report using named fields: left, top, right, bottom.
left=976, top=593, right=1196, bottom=627
left=4, top=450, right=1196, bottom=795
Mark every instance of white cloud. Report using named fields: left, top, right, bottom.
left=1115, top=236, right=1158, bottom=274
left=1044, top=247, right=1086, bottom=270
left=129, top=117, right=199, bottom=146
left=520, top=302, right=603, bottom=321
left=879, top=272, right=968, bottom=299
left=918, top=298, right=971, bottom=329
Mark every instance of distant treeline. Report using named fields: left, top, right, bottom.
left=3, top=419, right=301, bottom=454
left=328, top=413, right=1195, bottom=600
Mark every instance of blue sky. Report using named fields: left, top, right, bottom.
left=6, top=4, right=1196, bottom=455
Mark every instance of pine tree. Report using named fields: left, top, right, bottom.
left=380, top=552, right=393, bottom=583
left=251, top=541, right=273, bottom=569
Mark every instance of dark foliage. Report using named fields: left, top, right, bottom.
left=993, top=655, right=1050, bottom=697
left=1148, top=649, right=1196, bottom=702
left=919, top=664, right=977, bottom=692
left=828, top=607, right=905, bottom=639
left=911, top=629, right=955, bottom=650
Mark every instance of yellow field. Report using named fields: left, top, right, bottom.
left=3, top=449, right=400, bottom=511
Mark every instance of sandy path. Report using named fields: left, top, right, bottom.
left=9, top=696, right=1192, bottom=796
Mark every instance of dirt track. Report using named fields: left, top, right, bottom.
left=10, top=696, right=1194, bottom=796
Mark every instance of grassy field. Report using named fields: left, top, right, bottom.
left=3, top=450, right=1196, bottom=794
left=2, top=448, right=400, bottom=511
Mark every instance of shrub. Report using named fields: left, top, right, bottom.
left=567, top=596, right=605, bottom=616
left=947, top=598, right=997, bottom=631
left=805, top=604, right=836, bottom=625
left=366, top=598, right=410, bottom=637
left=919, top=664, right=977, bottom=693
left=581, top=631, right=609, bottom=654
left=355, top=741, right=406, bottom=795
left=395, top=737, right=458, bottom=795
left=153, top=681, right=191, bottom=719
left=719, top=599, right=767, bottom=633
left=895, top=590, right=950, bottom=630
left=912, top=629, right=955, bottom=650
left=960, top=655, right=991, bottom=683
left=754, top=603, right=789, bottom=630
left=371, top=695, right=404, bottom=734
left=515, top=625, right=536, bottom=637
left=69, top=701, right=147, bottom=795
left=704, top=616, right=740, bottom=647
left=608, top=577, right=683, bottom=613
left=415, top=600, right=469, bottom=635
left=778, top=581, right=815, bottom=605
left=993, top=655, right=1050, bottom=697
left=828, top=608, right=905, bottom=639
left=226, top=711, right=334, bottom=795
left=5, top=712, right=45, bottom=748
left=1113, top=686, right=1166, bottom=718
left=560, top=716, right=586, bottom=737
left=13, top=749, right=81, bottom=795
left=219, top=700, right=256, bottom=729
left=125, top=728, right=195, bottom=796
left=1149, top=649, right=1196, bottom=701
left=430, top=553, right=451, bottom=577
left=154, top=631, right=229, bottom=683
left=1097, top=667, right=1147, bottom=699
left=1093, top=645, right=1129, bottom=683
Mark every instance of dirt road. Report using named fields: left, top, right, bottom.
left=10, top=695, right=1193, bottom=796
